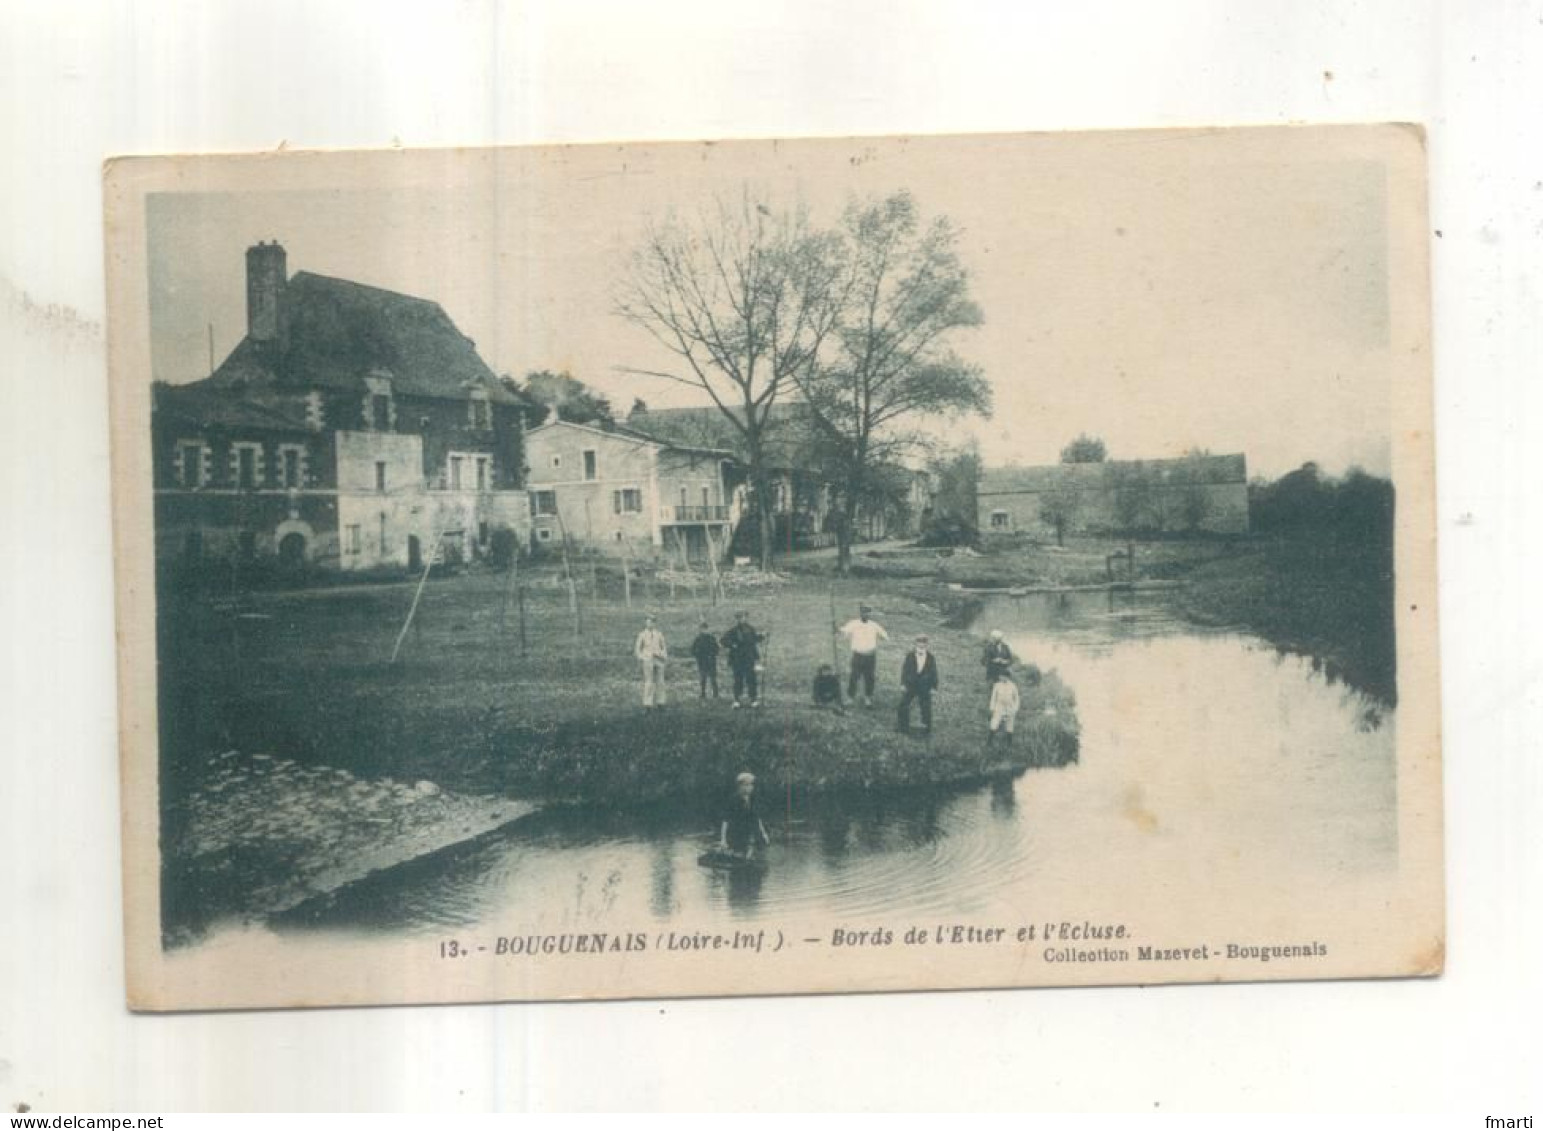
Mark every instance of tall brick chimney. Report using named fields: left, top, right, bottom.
left=245, top=240, right=289, bottom=346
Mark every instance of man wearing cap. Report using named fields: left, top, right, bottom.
left=836, top=603, right=889, bottom=707
left=897, top=634, right=941, bottom=735
left=720, top=610, right=763, bottom=708
left=718, top=771, right=771, bottom=859
left=982, top=630, right=1015, bottom=686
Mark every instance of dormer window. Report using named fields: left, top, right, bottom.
left=363, top=374, right=396, bottom=432
left=468, top=390, right=492, bottom=431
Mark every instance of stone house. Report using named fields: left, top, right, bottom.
left=522, top=420, right=740, bottom=562
left=978, top=453, right=1250, bottom=538
left=152, top=241, right=533, bottom=575
left=626, top=403, right=929, bottom=551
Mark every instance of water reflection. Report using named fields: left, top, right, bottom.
left=282, top=590, right=1398, bottom=936
left=990, top=775, right=1018, bottom=817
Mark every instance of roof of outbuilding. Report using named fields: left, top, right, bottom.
left=980, top=453, right=1248, bottom=495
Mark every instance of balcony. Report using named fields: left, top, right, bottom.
left=659, top=504, right=731, bottom=524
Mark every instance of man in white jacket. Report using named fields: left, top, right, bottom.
left=836, top=604, right=889, bottom=707
left=635, top=614, right=669, bottom=710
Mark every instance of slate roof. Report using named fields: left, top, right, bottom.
left=626, top=403, right=818, bottom=468
left=980, top=453, right=1247, bottom=495
left=190, top=271, right=522, bottom=405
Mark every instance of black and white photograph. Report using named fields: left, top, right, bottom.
left=105, top=125, right=1442, bottom=1010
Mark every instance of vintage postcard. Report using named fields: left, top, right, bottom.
left=106, top=125, right=1442, bottom=1011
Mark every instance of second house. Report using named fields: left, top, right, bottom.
left=523, top=420, right=742, bottom=562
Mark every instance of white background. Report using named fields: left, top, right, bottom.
left=1, top=0, right=1539, bottom=1113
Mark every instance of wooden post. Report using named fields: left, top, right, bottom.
left=500, top=540, right=520, bottom=631
left=829, top=585, right=841, bottom=670
left=583, top=498, right=599, bottom=600
left=622, top=544, right=633, bottom=608
left=677, top=528, right=704, bottom=615
left=704, top=524, right=724, bottom=606
left=391, top=522, right=445, bottom=663
left=553, top=506, right=580, bottom=643
left=518, top=584, right=528, bottom=658
left=568, top=575, right=579, bottom=641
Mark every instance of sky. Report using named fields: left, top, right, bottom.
left=147, top=129, right=1401, bottom=480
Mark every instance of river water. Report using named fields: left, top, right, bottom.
left=284, top=590, right=1397, bottom=936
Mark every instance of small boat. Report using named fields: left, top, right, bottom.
left=697, top=850, right=769, bottom=873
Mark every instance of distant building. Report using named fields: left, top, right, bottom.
left=152, top=241, right=533, bottom=575
left=523, top=420, right=741, bottom=561
left=627, top=403, right=931, bottom=551
left=978, top=453, right=1250, bottom=537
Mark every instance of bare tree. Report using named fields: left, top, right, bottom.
left=794, top=191, right=991, bottom=573
left=615, top=192, right=844, bottom=569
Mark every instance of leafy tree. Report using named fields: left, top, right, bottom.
left=616, top=192, right=844, bottom=568
left=793, top=191, right=991, bottom=573
left=1107, top=460, right=1157, bottom=533
left=521, top=370, right=614, bottom=428
left=1039, top=482, right=1081, bottom=546
left=921, top=443, right=981, bottom=546
left=1176, top=448, right=1216, bottom=532
left=1060, top=434, right=1108, bottom=463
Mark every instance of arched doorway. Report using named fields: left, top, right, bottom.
left=273, top=518, right=315, bottom=575
left=278, top=531, right=307, bottom=572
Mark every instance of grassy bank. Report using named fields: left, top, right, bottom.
left=819, top=535, right=1242, bottom=589
left=158, top=570, right=1079, bottom=813
left=1169, top=535, right=1396, bottom=705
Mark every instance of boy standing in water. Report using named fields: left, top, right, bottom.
left=987, top=667, right=1022, bottom=753
left=690, top=619, right=720, bottom=700
left=718, top=771, right=771, bottom=859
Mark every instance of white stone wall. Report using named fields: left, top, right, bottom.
left=525, top=422, right=734, bottom=557
left=335, top=430, right=529, bottom=570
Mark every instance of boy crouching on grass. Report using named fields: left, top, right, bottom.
left=986, top=668, right=1021, bottom=752
left=812, top=663, right=846, bottom=714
